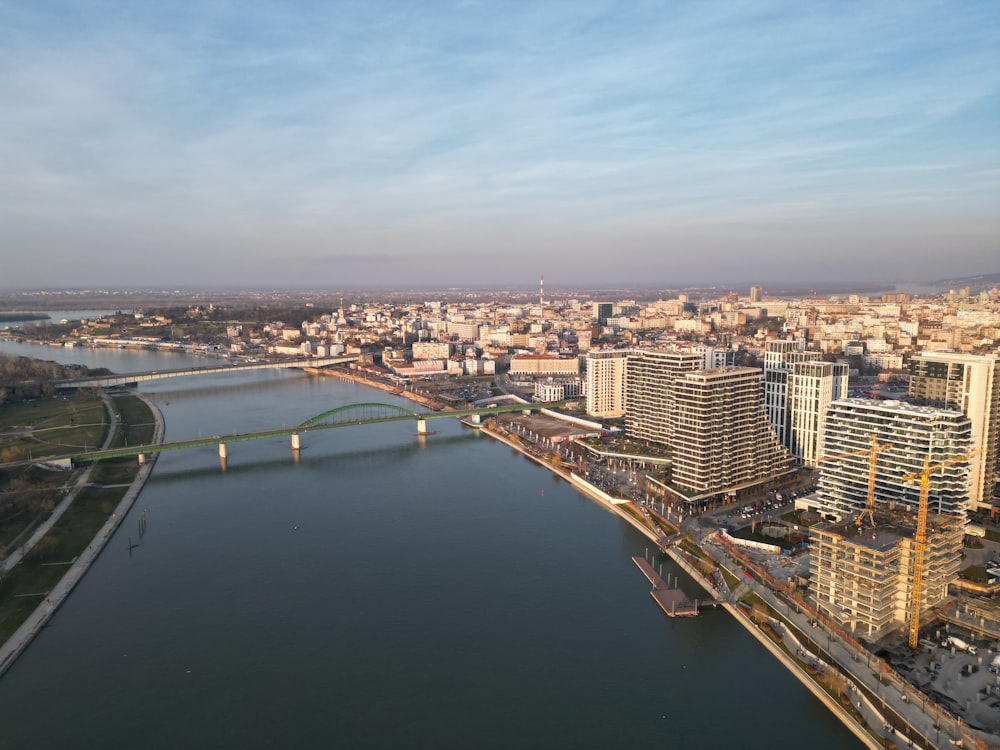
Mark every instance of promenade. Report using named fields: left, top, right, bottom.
left=0, top=393, right=118, bottom=574
left=0, top=393, right=164, bottom=678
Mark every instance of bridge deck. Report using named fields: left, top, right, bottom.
left=52, top=355, right=360, bottom=388
left=0, top=400, right=570, bottom=469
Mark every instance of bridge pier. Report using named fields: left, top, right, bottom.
left=218, top=443, right=227, bottom=459
left=291, top=432, right=301, bottom=451
left=416, top=418, right=429, bottom=436
left=137, top=453, right=146, bottom=465
left=471, top=414, right=481, bottom=425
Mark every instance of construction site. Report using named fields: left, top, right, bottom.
left=811, top=508, right=966, bottom=641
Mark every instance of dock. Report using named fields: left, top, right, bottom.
left=632, top=556, right=699, bottom=618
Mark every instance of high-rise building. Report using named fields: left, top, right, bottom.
left=763, top=339, right=820, bottom=450
left=810, top=397, right=972, bottom=639
left=908, top=352, right=1000, bottom=511
left=624, top=349, right=703, bottom=445
left=696, top=346, right=736, bottom=370
left=816, top=398, right=972, bottom=520
left=810, top=512, right=964, bottom=638
left=584, top=350, right=629, bottom=418
left=787, top=361, right=849, bottom=466
left=749, top=285, right=763, bottom=303
left=592, top=303, right=613, bottom=326
left=669, top=367, right=791, bottom=496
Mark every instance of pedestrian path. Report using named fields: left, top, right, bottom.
left=1, top=396, right=118, bottom=574
left=0, top=393, right=163, bottom=678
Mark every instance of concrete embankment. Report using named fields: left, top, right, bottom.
left=0, top=393, right=164, bottom=678
left=722, top=601, right=881, bottom=750
left=309, top=367, right=444, bottom=411
left=478, top=423, right=671, bottom=549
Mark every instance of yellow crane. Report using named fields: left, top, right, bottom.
left=902, top=451, right=974, bottom=650
left=817, top=433, right=887, bottom=528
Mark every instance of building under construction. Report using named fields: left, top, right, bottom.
left=810, top=508, right=965, bottom=640
left=806, top=397, right=973, bottom=643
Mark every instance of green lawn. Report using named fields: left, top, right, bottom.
left=0, top=393, right=108, bottom=461
left=0, top=391, right=155, bottom=645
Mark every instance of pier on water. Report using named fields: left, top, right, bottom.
left=632, top=556, right=700, bottom=618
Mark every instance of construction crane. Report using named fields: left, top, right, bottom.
left=902, top=451, right=974, bottom=650
left=817, top=433, right=887, bottom=528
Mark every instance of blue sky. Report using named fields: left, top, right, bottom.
left=1, top=1, right=998, bottom=289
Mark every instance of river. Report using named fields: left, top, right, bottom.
left=0, top=339, right=859, bottom=748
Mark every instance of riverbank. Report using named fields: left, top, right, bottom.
left=472, top=413, right=887, bottom=748
left=0, top=393, right=163, bottom=678
left=308, top=366, right=446, bottom=411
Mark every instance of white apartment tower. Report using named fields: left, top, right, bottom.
left=697, top=346, right=736, bottom=370
left=908, top=352, right=1000, bottom=511
left=816, top=398, right=972, bottom=520
left=584, top=350, right=629, bottom=418
left=787, top=361, right=849, bottom=466
left=624, top=349, right=703, bottom=446
left=764, top=339, right=819, bottom=450
left=670, top=367, right=792, bottom=496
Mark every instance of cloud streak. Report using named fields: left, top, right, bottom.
left=0, top=0, right=997, bottom=287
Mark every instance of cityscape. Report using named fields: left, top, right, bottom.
left=1, top=279, right=999, bottom=748
left=2, top=1, right=998, bottom=747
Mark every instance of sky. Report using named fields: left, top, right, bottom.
left=1, top=1, right=998, bottom=290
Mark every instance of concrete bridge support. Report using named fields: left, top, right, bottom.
left=417, top=418, right=429, bottom=436
left=471, top=414, right=481, bottom=425
left=137, top=453, right=146, bottom=465
left=218, top=443, right=227, bottom=459
left=291, top=432, right=301, bottom=451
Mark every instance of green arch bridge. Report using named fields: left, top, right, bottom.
left=53, top=400, right=568, bottom=465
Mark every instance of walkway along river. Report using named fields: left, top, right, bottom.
left=0, top=340, right=860, bottom=749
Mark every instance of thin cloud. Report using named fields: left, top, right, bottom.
left=0, top=0, right=997, bottom=287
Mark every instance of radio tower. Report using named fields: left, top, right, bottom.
left=540, top=275, right=544, bottom=306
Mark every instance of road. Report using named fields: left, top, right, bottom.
left=692, top=522, right=984, bottom=749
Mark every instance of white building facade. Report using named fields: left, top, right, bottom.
left=763, top=339, right=819, bottom=450
left=787, top=361, right=849, bottom=466
left=816, top=398, right=973, bottom=520
left=584, top=350, right=629, bottom=418
left=908, top=352, right=1000, bottom=511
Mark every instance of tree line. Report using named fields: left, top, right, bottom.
left=0, top=355, right=109, bottom=405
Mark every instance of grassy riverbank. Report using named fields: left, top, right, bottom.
left=0, top=392, right=155, bottom=645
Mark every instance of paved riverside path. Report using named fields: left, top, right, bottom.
left=1, top=394, right=118, bottom=573
left=0, top=393, right=164, bottom=678
left=702, top=535, right=990, bottom=750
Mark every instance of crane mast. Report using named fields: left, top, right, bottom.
left=903, top=451, right=973, bottom=651
left=908, top=456, right=931, bottom=651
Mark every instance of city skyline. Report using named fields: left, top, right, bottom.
left=2, top=1, right=998, bottom=288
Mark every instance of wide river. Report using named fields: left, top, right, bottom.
left=0, top=340, right=859, bottom=748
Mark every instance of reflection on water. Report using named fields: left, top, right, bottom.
left=0, top=347, right=860, bottom=750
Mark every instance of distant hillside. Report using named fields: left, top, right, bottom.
left=931, top=273, right=1000, bottom=290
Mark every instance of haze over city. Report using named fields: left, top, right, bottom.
left=2, top=1, right=998, bottom=289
